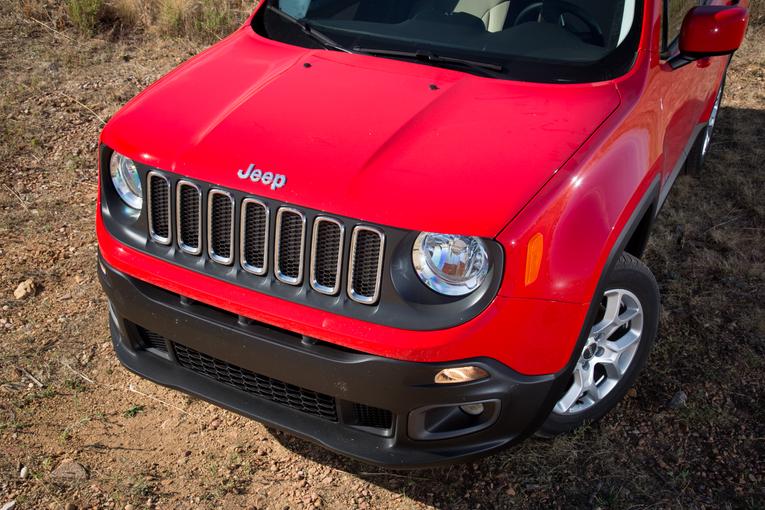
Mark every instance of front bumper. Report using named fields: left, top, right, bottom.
left=99, top=257, right=567, bottom=467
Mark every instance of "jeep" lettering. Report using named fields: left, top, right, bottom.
left=237, top=164, right=287, bottom=191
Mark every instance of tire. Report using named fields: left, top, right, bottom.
left=538, top=253, right=660, bottom=437
left=685, top=71, right=726, bottom=175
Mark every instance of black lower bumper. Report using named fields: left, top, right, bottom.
left=98, top=256, right=563, bottom=467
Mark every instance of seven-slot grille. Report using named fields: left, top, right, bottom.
left=146, top=174, right=385, bottom=305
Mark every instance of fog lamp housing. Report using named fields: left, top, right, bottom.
left=435, top=366, right=489, bottom=384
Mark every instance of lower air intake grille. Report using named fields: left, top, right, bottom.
left=136, top=326, right=169, bottom=352
left=352, top=403, right=393, bottom=430
left=174, top=343, right=338, bottom=421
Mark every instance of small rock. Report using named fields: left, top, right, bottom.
left=668, top=391, right=688, bottom=409
left=19, top=466, right=28, bottom=479
left=1, top=501, right=17, bottom=510
left=13, top=280, right=35, bottom=300
left=65, top=504, right=77, bottom=510
left=124, top=505, right=135, bottom=510
left=627, top=388, right=638, bottom=398
left=50, top=460, right=88, bottom=482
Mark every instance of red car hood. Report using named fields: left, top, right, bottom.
left=101, top=28, right=621, bottom=238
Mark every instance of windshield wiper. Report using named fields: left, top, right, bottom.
left=266, top=5, right=352, bottom=53
left=353, top=48, right=505, bottom=77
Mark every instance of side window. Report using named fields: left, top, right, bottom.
left=664, top=0, right=699, bottom=50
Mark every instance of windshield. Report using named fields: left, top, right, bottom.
left=254, top=0, right=643, bottom=83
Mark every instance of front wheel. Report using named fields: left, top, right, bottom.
left=539, top=253, right=660, bottom=437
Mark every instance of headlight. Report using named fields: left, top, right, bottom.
left=110, top=151, right=142, bottom=209
left=412, top=232, right=490, bottom=296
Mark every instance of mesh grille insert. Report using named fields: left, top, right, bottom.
left=173, top=342, right=338, bottom=421
left=241, top=200, right=268, bottom=274
left=276, top=209, right=305, bottom=284
left=352, top=403, right=393, bottom=430
left=311, top=219, right=343, bottom=294
left=149, top=174, right=170, bottom=242
left=209, top=191, right=234, bottom=263
left=178, top=183, right=201, bottom=253
left=136, top=326, right=169, bottom=352
left=349, top=228, right=384, bottom=303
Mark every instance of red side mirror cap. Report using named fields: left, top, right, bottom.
left=680, top=5, right=749, bottom=57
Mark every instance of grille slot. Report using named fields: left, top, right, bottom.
left=176, top=181, right=202, bottom=255
left=274, top=208, right=306, bottom=285
left=240, top=199, right=269, bottom=275
left=147, top=172, right=171, bottom=245
left=173, top=342, right=338, bottom=421
left=310, top=217, right=344, bottom=295
left=348, top=227, right=385, bottom=305
left=352, top=403, right=393, bottom=430
left=207, top=190, right=235, bottom=265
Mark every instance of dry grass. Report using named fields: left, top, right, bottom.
left=17, top=0, right=256, bottom=41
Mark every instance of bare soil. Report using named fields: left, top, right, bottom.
left=1, top=8, right=763, bottom=510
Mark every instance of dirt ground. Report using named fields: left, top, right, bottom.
left=1, top=6, right=763, bottom=510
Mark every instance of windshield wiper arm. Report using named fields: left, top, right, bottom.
left=267, top=5, right=352, bottom=53
left=353, top=48, right=505, bottom=77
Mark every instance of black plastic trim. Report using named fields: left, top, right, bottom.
left=99, top=256, right=559, bottom=468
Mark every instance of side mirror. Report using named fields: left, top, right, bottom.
left=679, top=5, right=749, bottom=58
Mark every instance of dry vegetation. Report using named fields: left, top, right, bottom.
left=19, top=0, right=256, bottom=41
left=0, top=2, right=763, bottom=509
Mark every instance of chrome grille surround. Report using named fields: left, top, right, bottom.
left=240, top=198, right=270, bottom=276
left=274, top=207, right=307, bottom=286
left=309, top=216, right=345, bottom=296
left=347, top=226, right=386, bottom=305
left=147, top=171, right=171, bottom=245
left=207, top=190, right=235, bottom=265
left=176, top=180, right=202, bottom=255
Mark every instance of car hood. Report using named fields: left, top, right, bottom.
left=101, top=28, right=621, bottom=238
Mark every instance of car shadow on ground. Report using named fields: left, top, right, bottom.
left=267, top=104, right=765, bottom=508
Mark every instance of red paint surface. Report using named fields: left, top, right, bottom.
left=98, top=0, right=746, bottom=375
left=680, top=6, right=749, bottom=56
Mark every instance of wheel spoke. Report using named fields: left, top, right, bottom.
left=555, top=368, right=584, bottom=414
left=591, top=291, right=623, bottom=337
left=615, top=306, right=640, bottom=327
left=605, top=329, right=641, bottom=354
left=599, top=358, right=623, bottom=380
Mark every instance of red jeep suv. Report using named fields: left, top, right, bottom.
left=96, top=0, right=749, bottom=466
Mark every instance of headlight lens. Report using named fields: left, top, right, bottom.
left=412, top=232, right=490, bottom=296
left=109, top=151, right=142, bottom=209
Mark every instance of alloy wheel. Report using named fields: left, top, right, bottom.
left=553, top=288, right=644, bottom=415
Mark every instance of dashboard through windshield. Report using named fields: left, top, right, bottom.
left=253, top=0, right=643, bottom=83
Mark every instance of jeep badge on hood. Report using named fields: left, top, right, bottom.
left=238, top=164, right=287, bottom=191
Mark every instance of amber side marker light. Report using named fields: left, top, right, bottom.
left=525, top=233, right=544, bottom=286
left=435, top=366, right=489, bottom=384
